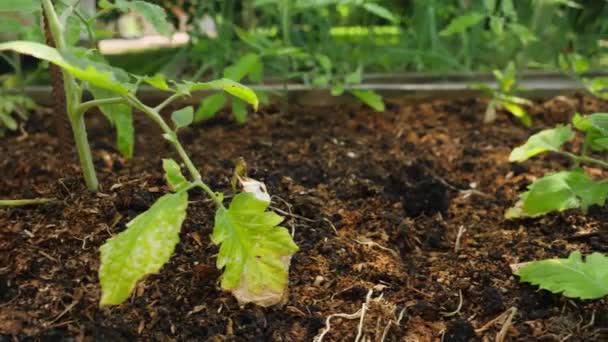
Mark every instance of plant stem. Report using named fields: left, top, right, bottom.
left=0, top=198, right=56, bottom=206
left=76, top=97, right=125, bottom=117
left=70, top=115, right=99, bottom=191
left=154, top=93, right=183, bottom=112
left=559, top=151, right=608, bottom=169
left=123, top=94, right=224, bottom=207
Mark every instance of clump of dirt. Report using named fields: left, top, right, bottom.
left=1, top=94, right=608, bottom=340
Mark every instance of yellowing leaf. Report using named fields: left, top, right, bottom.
left=212, top=193, right=298, bottom=306
left=509, top=126, right=574, bottom=162
left=516, top=251, right=608, bottom=299
left=99, top=192, right=188, bottom=305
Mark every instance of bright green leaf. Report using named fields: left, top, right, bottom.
left=509, top=126, right=574, bottom=162
left=162, top=159, right=188, bottom=192
left=212, top=193, right=299, bottom=306
left=350, top=89, right=385, bottom=112
left=142, top=74, right=172, bottom=91
left=115, top=0, right=173, bottom=36
left=171, top=106, right=193, bottom=129
left=516, top=252, right=608, bottom=299
left=506, top=170, right=608, bottom=218
left=503, top=102, right=531, bottom=127
left=0, top=0, right=39, bottom=12
left=224, top=53, right=261, bottom=82
left=194, top=93, right=227, bottom=122
left=439, top=13, right=485, bottom=36
left=361, top=3, right=399, bottom=24
left=99, top=191, right=189, bottom=305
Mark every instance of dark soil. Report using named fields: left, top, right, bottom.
left=1, top=94, right=608, bottom=341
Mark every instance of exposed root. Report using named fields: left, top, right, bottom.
left=454, top=225, right=466, bottom=253
left=440, top=290, right=463, bottom=317
left=475, top=306, right=518, bottom=342
left=314, top=289, right=373, bottom=342
left=353, top=238, right=399, bottom=258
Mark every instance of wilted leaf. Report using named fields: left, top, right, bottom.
left=509, top=126, right=574, bottom=162
left=515, top=251, right=608, bottom=299
left=212, top=193, right=299, bottom=306
left=99, top=191, right=189, bottom=305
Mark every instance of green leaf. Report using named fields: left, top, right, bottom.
left=232, top=98, right=248, bottom=124
left=89, top=86, right=134, bottom=158
left=99, top=191, right=189, bottom=305
left=361, top=3, right=399, bottom=24
left=162, top=159, right=188, bottom=192
left=439, top=13, right=485, bottom=36
left=212, top=193, right=299, bottom=306
left=178, top=79, right=258, bottom=111
left=503, top=102, right=531, bottom=127
left=0, top=41, right=133, bottom=94
left=516, top=252, right=608, bottom=299
left=509, top=126, right=574, bottom=162
left=506, top=170, right=608, bottom=218
left=194, top=93, right=227, bottom=122
left=142, top=74, right=172, bottom=91
left=350, top=89, right=385, bottom=112
left=0, top=0, right=39, bottom=12
left=171, top=106, right=193, bottom=129
left=115, top=0, right=173, bottom=36
left=224, top=53, right=262, bottom=82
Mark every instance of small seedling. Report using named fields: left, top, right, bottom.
left=559, top=53, right=608, bottom=100
left=513, top=251, right=608, bottom=300
left=472, top=61, right=533, bottom=127
left=506, top=113, right=608, bottom=218
left=0, top=0, right=298, bottom=307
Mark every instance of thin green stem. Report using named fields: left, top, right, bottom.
left=0, top=198, right=56, bottom=206
left=75, top=97, right=125, bottom=117
left=70, top=115, right=99, bottom=191
left=557, top=151, right=608, bottom=169
left=41, top=0, right=66, bottom=49
left=123, top=94, right=224, bottom=206
left=154, top=93, right=184, bottom=112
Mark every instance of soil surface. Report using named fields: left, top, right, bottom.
left=1, top=94, right=608, bottom=341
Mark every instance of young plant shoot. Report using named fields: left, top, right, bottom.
left=506, top=113, right=608, bottom=218
left=473, top=62, right=533, bottom=127
left=0, top=0, right=298, bottom=307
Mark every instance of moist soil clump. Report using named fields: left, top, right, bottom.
left=1, top=95, right=608, bottom=341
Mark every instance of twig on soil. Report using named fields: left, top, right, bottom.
left=440, top=290, right=463, bottom=317
left=431, top=173, right=493, bottom=200
left=0, top=198, right=56, bottom=206
left=314, top=289, right=373, bottom=342
left=454, top=225, right=466, bottom=253
left=46, top=292, right=82, bottom=326
left=475, top=306, right=517, bottom=342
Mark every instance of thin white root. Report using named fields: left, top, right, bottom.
left=475, top=306, right=518, bottom=342
left=314, top=289, right=373, bottom=342
left=354, top=239, right=400, bottom=258
left=454, top=225, right=466, bottom=253
left=441, top=290, right=464, bottom=317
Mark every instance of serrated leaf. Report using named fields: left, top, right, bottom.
left=350, top=89, right=385, bottom=112
left=89, top=86, right=134, bottom=158
left=99, top=191, right=189, bottom=305
left=439, top=13, right=485, bottom=36
left=171, top=106, right=193, bottom=129
left=178, top=79, right=258, bottom=111
left=509, top=126, right=574, bottom=162
left=0, top=41, right=132, bottom=94
left=516, top=251, right=608, bottom=299
left=194, top=93, right=227, bottom=122
left=212, top=193, right=299, bottom=306
left=142, top=74, right=172, bottom=91
left=507, top=170, right=608, bottom=218
left=162, top=159, right=188, bottom=192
